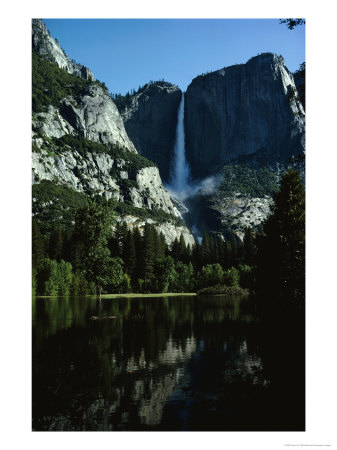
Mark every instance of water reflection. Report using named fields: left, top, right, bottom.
left=32, top=295, right=304, bottom=431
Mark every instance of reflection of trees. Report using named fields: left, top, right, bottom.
left=33, top=296, right=198, bottom=430
left=33, top=295, right=303, bottom=431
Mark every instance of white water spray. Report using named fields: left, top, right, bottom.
left=167, top=93, right=192, bottom=199
left=166, top=91, right=223, bottom=241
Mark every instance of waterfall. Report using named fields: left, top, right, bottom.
left=167, top=93, right=191, bottom=199
left=166, top=92, right=222, bottom=242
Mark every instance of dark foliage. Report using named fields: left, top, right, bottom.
left=218, top=165, right=279, bottom=198
left=32, top=180, right=89, bottom=234
left=197, top=284, right=249, bottom=296
left=255, top=170, right=305, bottom=306
left=279, top=19, right=305, bottom=30
left=32, top=50, right=105, bottom=113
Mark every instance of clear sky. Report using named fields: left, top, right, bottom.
left=44, top=18, right=305, bottom=96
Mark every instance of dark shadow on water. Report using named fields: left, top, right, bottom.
left=32, top=295, right=304, bottom=431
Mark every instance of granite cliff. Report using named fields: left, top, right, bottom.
left=184, top=53, right=305, bottom=179
left=116, top=82, right=182, bottom=181
left=32, top=19, right=194, bottom=247
left=32, top=19, right=305, bottom=243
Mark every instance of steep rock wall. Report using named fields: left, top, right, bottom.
left=33, top=85, right=137, bottom=153
left=184, top=53, right=305, bottom=179
left=118, top=82, right=182, bottom=181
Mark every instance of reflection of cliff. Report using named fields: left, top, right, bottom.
left=33, top=296, right=277, bottom=431
left=137, top=373, right=178, bottom=425
left=223, top=340, right=268, bottom=386
left=40, top=335, right=196, bottom=430
left=135, top=336, right=196, bottom=425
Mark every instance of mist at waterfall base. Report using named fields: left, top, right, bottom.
left=166, top=93, right=222, bottom=201
left=165, top=93, right=222, bottom=241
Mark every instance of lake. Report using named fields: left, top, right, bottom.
left=32, top=295, right=305, bottom=431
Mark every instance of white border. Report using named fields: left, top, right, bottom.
left=1, top=1, right=337, bottom=449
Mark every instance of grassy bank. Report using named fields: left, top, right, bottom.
left=33, top=292, right=197, bottom=299
left=99, top=292, right=197, bottom=299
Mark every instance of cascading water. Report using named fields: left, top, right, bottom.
left=167, top=93, right=192, bottom=199
left=166, top=91, right=221, bottom=241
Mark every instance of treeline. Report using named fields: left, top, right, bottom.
left=32, top=206, right=255, bottom=297
left=111, top=80, right=170, bottom=111
left=33, top=170, right=304, bottom=305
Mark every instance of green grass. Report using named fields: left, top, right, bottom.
left=34, top=292, right=197, bottom=299
left=98, top=292, right=197, bottom=298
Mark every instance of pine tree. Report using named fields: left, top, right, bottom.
left=178, top=235, right=188, bottom=264
left=223, top=241, right=232, bottom=269
left=133, top=227, right=144, bottom=282
left=123, top=230, right=136, bottom=278
left=192, top=241, right=203, bottom=270
left=200, top=232, right=211, bottom=266
left=154, top=230, right=167, bottom=260
left=243, top=227, right=257, bottom=266
left=170, top=237, right=180, bottom=262
left=32, top=219, right=45, bottom=269
left=142, top=223, right=156, bottom=287
left=230, top=234, right=238, bottom=266
left=71, top=202, right=117, bottom=297
left=48, top=223, right=64, bottom=261
left=256, top=170, right=305, bottom=304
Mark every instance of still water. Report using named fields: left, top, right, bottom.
left=32, top=295, right=304, bottom=431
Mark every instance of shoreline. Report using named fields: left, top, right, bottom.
left=34, top=292, right=197, bottom=299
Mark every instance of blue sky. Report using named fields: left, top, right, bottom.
left=44, top=18, right=305, bottom=95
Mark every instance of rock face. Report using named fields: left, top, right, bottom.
left=118, top=82, right=182, bottom=181
left=214, top=195, right=273, bottom=240
left=32, top=144, right=196, bottom=246
left=32, top=19, right=94, bottom=80
left=118, top=215, right=195, bottom=248
left=60, top=85, right=138, bottom=151
left=184, top=53, right=305, bottom=179
left=293, top=64, right=305, bottom=110
left=32, top=20, right=194, bottom=247
left=33, top=86, right=137, bottom=153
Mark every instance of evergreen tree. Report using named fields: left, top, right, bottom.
left=48, top=223, right=64, bottom=261
left=170, top=238, right=180, bottom=262
left=133, top=227, right=144, bottom=283
left=192, top=241, right=203, bottom=270
left=142, top=223, right=156, bottom=288
left=154, top=230, right=167, bottom=260
left=32, top=219, right=45, bottom=269
left=200, top=232, right=211, bottom=266
left=178, top=235, right=188, bottom=263
left=123, top=230, right=136, bottom=278
left=256, top=170, right=305, bottom=304
left=72, top=201, right=117, bottom=297
left=243, top=227, right=257, bottom=266
left=230, top=234, right=238, bottom=266
left=223, top=241, right=232, bottom=269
